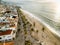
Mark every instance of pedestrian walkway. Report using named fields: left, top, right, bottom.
left=14, top=8, right=39, bottom=45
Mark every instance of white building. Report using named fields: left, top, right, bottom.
left=0, top=4, right=18, bottom=41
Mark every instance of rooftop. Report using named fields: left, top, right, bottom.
left=0, top=30, right=12, bottom=36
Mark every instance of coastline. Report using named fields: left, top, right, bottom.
left=20, top=9, right=60, bottom=38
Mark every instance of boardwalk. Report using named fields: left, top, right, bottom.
left=14, top=8, right=39, bottom=45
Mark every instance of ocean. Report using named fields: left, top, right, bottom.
left=2, top=0, right=60, bottom=38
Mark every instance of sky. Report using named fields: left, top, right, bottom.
left=2, top=0, right=56, bottom=2
left=2, top=0, right=60, bottom=3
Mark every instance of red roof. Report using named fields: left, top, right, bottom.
left=0, top=41, right=14, bottom=45
left=0, top=30, right=12, bottom=36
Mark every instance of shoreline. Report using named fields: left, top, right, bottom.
left=20, top=9, right=60, bottom=38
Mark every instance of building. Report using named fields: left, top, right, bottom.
left=0, top=4, right=18, bottom=42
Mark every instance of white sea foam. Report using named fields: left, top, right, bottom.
left=21, top=9, right=60, bottom=37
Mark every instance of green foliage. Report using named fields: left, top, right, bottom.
left=25, top=40, right=32, bottom=45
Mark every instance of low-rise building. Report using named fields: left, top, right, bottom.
left=0, top=4, right=18, bottom=42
